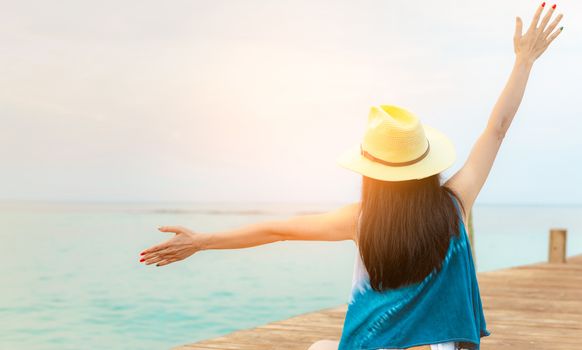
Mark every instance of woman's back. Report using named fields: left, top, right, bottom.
left=339, top=193, right=490, bottom=350
left=349, top=241, right=457, bottom=350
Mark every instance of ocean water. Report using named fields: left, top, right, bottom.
left=1, top=201, right=581, bottom=350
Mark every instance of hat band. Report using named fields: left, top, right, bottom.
left=360, top=140, right=430, bottom=167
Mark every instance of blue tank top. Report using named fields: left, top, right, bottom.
left=338, top=193, right=491, bottom=350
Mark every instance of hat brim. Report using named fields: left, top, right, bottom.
left=336, top=124, right=456, bottom=181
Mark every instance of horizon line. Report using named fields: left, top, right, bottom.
left=1, top=199, right=581, bottom=207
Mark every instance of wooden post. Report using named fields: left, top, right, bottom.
left=548, top=228, right=567, bottom=264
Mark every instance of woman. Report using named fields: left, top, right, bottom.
left=139, top=3, right=563, bottom=350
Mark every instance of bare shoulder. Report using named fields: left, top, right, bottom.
left=443, top=180, right=471, bottom=226
left=321, top=201, right=361, bottom=242
left=281, top=202, right=360, bottom=242
left=443, top=127, right=505, bottom=223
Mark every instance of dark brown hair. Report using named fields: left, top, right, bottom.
left=358, top=173, right=465, bottom=291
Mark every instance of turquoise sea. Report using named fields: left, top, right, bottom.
left=1, top=201, right=581, bottom=350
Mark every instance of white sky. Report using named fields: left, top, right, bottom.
left=1, top=0, right=581, bottom=204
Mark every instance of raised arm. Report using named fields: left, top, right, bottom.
left=444, top=3, right=564, bottom=218
left=139, top=202, right=360, bottom=266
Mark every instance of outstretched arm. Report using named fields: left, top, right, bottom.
left=445, top=3, right=564, bottom=219
left=139, top=202, right=359, bottom=266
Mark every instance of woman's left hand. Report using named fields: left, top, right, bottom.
left=139, top=226, right=205, bottom=267
left=514, top=3, right=564, bottom=66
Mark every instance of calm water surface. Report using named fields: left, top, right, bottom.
left=1, top=201, right=581, bottom=350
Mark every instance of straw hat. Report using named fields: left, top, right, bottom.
left=336, top=105, right=456, bottom=181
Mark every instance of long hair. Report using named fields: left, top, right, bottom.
left=358, top=173, right=465, bottom=291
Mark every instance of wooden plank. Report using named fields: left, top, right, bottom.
left=175, top=254, right=582, bottom=350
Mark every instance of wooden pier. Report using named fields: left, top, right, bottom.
left=175, top=230, right=582, bottom=350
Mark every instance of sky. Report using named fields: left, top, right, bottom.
left=1, top=0, right=581, bottom=205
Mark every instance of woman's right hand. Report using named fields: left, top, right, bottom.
left=514, top=2, right=564, bottom=66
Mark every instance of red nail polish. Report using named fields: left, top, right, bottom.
left=541, top=2, right=545, bottom=7
left=140, top=258, right=145, bottom=262
left=552, top=4, right=556, bottom=9
left=140, top=252, right=145, bottom=256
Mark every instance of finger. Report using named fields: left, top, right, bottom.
left=537, top=3, right=555, bottom=32
left=158, top=225, right=186, bottom=234
left=141, top=247, right=173, bottom=261
left=514, top=16, right=523, bottom=40
left=140, top=241, right=171, bottom=255
left=537, top=25, right=563, bottom=59
left=157, top=258, right=180, bottom=267
left=144, top=255, right=165, bottom=265
left=527, top=2, right=545, bottom=33
left=546, top=26, right=563, bottom=45
left=543, top=13, right=563, bottom=39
